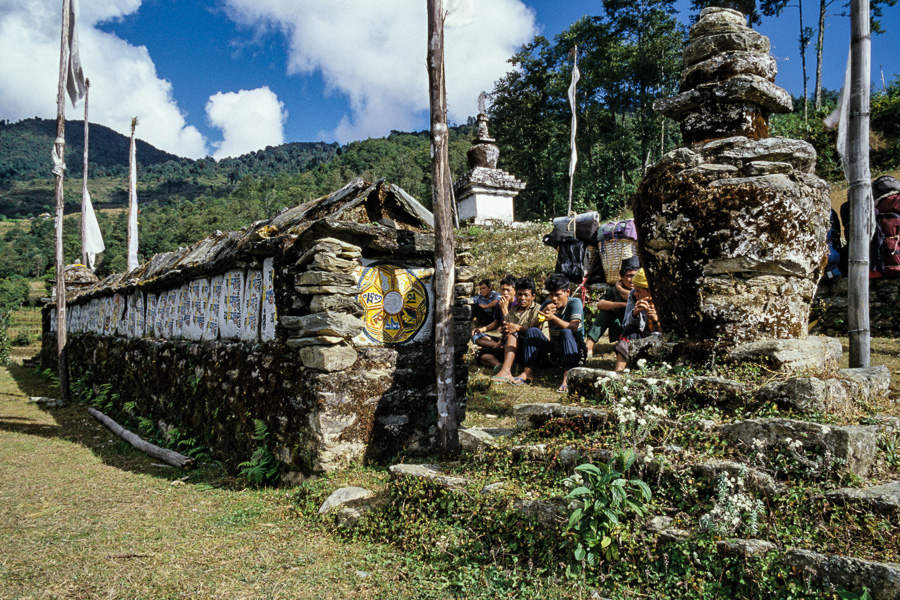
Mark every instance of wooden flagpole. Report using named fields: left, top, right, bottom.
left=427, top=0, right=459, bottom=459
left=53, top=0, right=71, bottom=401
left=847, top=0, right=872, bottom=367
left=81, top=78, right=89, bottom=267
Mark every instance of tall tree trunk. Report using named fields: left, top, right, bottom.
left=847, top=0, right=872, bottom=368
left=426, top=0, right=459, bottom=459
left=815, top=0, right=827, bottom=109
left=54, top=0, right=71, bottom=402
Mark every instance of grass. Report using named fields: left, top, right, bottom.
left=8, top=306, right=42, bottom=344
left=0, top=350, right=452, bottom=600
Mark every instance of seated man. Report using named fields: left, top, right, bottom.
left=518, top=273, right=584, bottom=392
left=487, top=277, right=541, bottom=379
left=585, top=256, right=639, bottom=358
left=474, top=274, right=517, bottom=365
left=471, top=279, right=501, bottom=329
left=614, top=268, right=661, bottom=371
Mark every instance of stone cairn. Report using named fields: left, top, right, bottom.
left=635, top=7, right=831, bottom=352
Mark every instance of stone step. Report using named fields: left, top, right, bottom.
left=388, top=463, right=469, bottom=489
left=692, top=459, right=784, bottom=498
left=824, top=481, right=900, bottom=513
left=717, top=418, right=879, bottom=479
left=716, top=538, right=777, bottom=558
left=784, top=549, right=900, bottom=600
left=570, top=364, right=892, bottom=417
left=458, top=426, right=515, bottom=453
left=511, top=402, right=614, bottom=432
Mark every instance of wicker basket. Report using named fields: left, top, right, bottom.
left=600, top=238, right=637, bottom=284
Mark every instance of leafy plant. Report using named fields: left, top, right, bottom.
left=238, top=419, right=279, bottom=486
left=837, top=587, right=874, bottom=600
left=0, top=311, right=10, bottom=366
left=563, top=450, right=651, bottom=573
left=879, top=429, right=900, bottom=469
left=698, top=468, right=765, bottom=537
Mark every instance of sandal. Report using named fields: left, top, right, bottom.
left=509, top=377, right=531, bottom=386
left=491, top=375, right=512, bottom=384
left=557, top=384, right=569, bottom=393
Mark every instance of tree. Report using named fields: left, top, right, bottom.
left=489, top=10, right=683, bottom=220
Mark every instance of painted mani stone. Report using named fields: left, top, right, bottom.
left=357, top=263, right=429, bottom=344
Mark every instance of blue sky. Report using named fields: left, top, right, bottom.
left=0, top=0, right=897, bottom=159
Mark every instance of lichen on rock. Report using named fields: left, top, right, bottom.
left=635, top=7, right=830, bottom=348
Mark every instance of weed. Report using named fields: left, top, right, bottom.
left=238, top=419, right=279, bottom=486
left=837, top=587, right=874, bottom=600
left=879, top=429, right=900, bottom=469
left=563, top=450, right=651, bottom=574
left=698, top=467, right=765, bottom=537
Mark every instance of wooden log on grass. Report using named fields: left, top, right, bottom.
left=87, top=407, right=194, bottom=469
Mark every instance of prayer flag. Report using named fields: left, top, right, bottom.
left=66, top=0, right=86, bottom=106
left=81, top=183, right=105, bottom=270
left=127, top=123, right=139, bottom=271
left=567, top=47, right=580, bottom=179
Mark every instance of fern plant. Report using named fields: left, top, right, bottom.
left=564, top=449, right=651, bottom=574
left=238, top=419, right=279, bottom=486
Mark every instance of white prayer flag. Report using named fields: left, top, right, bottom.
left=824, top=49, right=876, bottom=240
left=127, top=124, right=139, bottom=271
left=66, top=0, right=86, bottom=106
left=567, top=47, right=580, bottom=179
left=82, top=185, right=105, bottom=271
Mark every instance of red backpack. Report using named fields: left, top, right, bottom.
left=876, top=192, right=900, bottom=279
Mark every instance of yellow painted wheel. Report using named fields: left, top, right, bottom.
left=357, top=263, right=429, bottom=344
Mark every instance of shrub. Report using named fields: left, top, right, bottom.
left=563, top=449, right=651, bottom=574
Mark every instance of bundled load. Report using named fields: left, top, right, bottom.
left=543, top=212, right=638, bottom=286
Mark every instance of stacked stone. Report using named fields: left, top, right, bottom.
left=635, top=7, right=831, bottom=346
left=812, top=278, right=900, bottom=337
left=282, top=237, right=365, bottom=372
left=655, top=7, right=792, bottom=143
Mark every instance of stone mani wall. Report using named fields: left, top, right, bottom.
left=811, top=277, right=900, bottom=337
left=42, top=180, right=470, bottom=481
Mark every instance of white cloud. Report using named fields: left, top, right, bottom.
left=206, top=87, right=287, bottom=159
left=223, top=0, right=537, bottom=143
left=0, top=0, right=207, bottom=158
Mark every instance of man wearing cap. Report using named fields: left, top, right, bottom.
left=585, top=255, right=639, bottom=359
left=614, top=268, right=661, bottom=371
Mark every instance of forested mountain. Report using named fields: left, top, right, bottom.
left=2, top=1, right=899, bottom=282
left=0, top=117, right=340, bottom=185
left=0, top=118, right=182, bottom=181
left=0, top=124, right=474, bottom=277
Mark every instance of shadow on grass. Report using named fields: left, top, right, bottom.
left=5, top=361, right=55, bottom=399
left=0, top=372, right=237, bottom=489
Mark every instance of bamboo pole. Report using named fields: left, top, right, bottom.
left=53, top=0, right=71, bottom=402
left=81, top=79, right=89, bottom=267
left=427, top=0, right=459, bottom=459
left=847, top=0, right=872, bottom=368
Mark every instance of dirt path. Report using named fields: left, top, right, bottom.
left=0, top=362, right=426, bottom=600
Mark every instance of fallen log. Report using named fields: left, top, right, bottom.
left=87, top=407, right=194, bottom=469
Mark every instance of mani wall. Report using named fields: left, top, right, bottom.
left=42, top=178, right=472, bottom=483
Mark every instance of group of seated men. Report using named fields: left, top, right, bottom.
left=469, top=257, right=660, bottom=392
